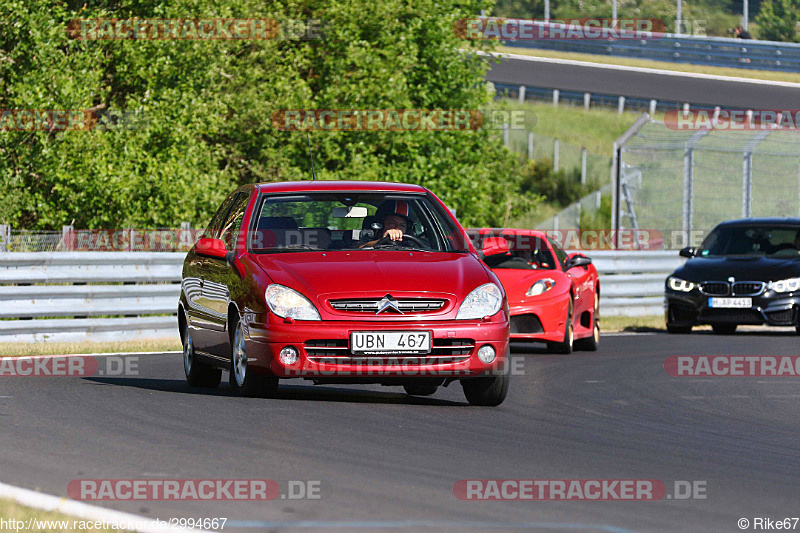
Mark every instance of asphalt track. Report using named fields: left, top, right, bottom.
left=1, top=332, right=799, bottom=532
left=485, top=55, right=800, bottom=109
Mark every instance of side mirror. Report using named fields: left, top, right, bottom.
left=195, top=237, right=228, bottom=259
left=566, top=254, right=592, bottom=269
left=679, top=246, right=696, bottom=258
left=482, top=237, right=510, bottom=257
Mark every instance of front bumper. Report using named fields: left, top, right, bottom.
left=241, top=316, right=509, bottom=379
left=507, top=295, right=568, bottom=342
left=665, top=290, right=800, bottom=327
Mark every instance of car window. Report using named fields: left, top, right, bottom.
left=699, top=225, right=800, bottom=257
left=249, top=192, right=469, bottom=253
left=218, top=192, right=250, bottom=250
left=548, top=238, right=569, bottom=270
left=203, top=192, right=238, bottom=240
left=480, top=234, right=556, bottom=270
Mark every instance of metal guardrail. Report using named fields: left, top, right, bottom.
left=504, top=28, right=800, bottom=72
left=0, top=251, right=681, bottom=342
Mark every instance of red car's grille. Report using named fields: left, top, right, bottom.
left=303, top=338, right=474, bottom=365
left=329, top=298, right=446, bottom=313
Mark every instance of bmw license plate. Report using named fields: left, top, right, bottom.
left=350, top=331, right=431, bottom=354
left=708, top=297, right=752, bottom=308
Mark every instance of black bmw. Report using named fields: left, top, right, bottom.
left=665, top=217, right=800, bottom=334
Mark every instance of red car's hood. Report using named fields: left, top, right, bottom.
left=251, top=251, right=491, bottom=317
left=491, top=268, right=566, bottom=303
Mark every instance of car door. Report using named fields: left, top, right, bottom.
left=200, top=191, right=251, bottom=358
left=184, top=192, right=238, bottom=353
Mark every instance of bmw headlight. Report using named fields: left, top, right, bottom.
left=527, top=278, right=555, bottom=296
left=667, top=277, right=695, bottom=292
left=456, top=283, right=503, bottom=320
left=768, top=277, right=800, bottom=293
left=265, top=284, right=321, bottom=320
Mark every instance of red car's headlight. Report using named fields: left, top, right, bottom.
left=265, top=284, right=321, bottom=321
left=526, top=278, right=555, bottom=296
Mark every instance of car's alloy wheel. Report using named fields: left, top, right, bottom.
left=229, top=318, right=278, bottom=397
left=576, top=291, right=600, bottom=351
left=183, top=318, right=221, bottom=388
left=548, top=298, right=574, bottom=354
left=712, top=323, right=737, bottom=334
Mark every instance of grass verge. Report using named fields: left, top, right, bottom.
left=0, top=498, right=121, bottom=532
left=494, top=45, right=800, bottom=84
left=602, top=315, right=665, bottom=332
left=0, top=339, right=181, bottom=357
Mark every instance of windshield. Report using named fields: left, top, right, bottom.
left=249, top=192, right=469, bottom=253
left=480, top=234, right=557, bottom=270
left=699, top=225, right=800, bottom=257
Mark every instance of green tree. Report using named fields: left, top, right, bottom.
left=755, top=0, right=800, bottom=41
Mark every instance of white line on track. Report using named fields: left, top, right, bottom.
left=0, top=481, right=210, bottom=533
left=479, top=50, right=800, bottom=88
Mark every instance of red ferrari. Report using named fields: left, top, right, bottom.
left=179, top=181, right=510, bottom=406
left=470, top=228, right=600, bottom=353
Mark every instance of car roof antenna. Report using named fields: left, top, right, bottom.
left=306, top=134, right=317, bottom=180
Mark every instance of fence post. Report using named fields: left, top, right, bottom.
left=0, top=225, right=8, bottom=252
left=683, top=145, right=694, bottom=238
left=649, top=99, right=657, bottom=115
left=553, top=139, right=560, bottom=171
left=742, top=152, right=753, bottom=217
left=584, top=92, right=591, bottom=111
left=61, top=225, right=74, bottom=251
left=503, top=123, right=509, bottom=147
left=519, top=85, right=526, bottom=104
left=552, top=89, right=560, bottom=107
left=617, top=96, right=625, bottom=115
left=595, top=190, right=602, bottom=209
left=180, top=222, right=193, bottom=250
left=581, top=147, right=588, bottom=185
left=527, top=132, right=534, bottom=160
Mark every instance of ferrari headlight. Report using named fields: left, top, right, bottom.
left=265, top=284, right=321, bottom=320
left=667, top=277, right=695, bottom=292
left=527, top=278, right=555, bottom=296
left=456, top=283, right=503, bottom=320
left=768, top=277, right=800, bottom=293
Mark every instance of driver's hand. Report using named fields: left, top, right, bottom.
left=384, top=229, right=403, bottom=241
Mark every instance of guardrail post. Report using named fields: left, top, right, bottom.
left=742, top=152, right=753, bottom=217
left=527, top=132, right=534, bottom=160
left=503, top=123, right=509, bottom=147
left=553, top=139, right=560, bottom=171
left=552, top=89, right=560, bottom=107
left=581, top=148, right=588, bottom=185
left=683, top=103, right=690, bottom=113
left=617, top=96, right=625, bottom=115
left=0, top=225, right=9, bottom=252
left=519, top=85, right=526, bottom=104
left=649, top=100, right=657, bottom=115
left=584, top=92, right=591, bottom=111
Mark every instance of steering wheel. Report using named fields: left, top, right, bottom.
left=374, top=234, right=428, bottom=248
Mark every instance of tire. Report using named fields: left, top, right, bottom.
left=229, top=318, right=279, bottom=398
left=712, top=323, right=737, bottom=334
left=576, top=290, right=600, bottom=351
left=182, top=318, right=222, bottom=388
left=461, top=369, right=509, bottom=407
left=403, top=382, right=439, bottom=396
left=547, top=298, right=574, bottom=354
left=795, top=325, right=800, bottom=336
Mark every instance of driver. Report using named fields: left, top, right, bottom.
left=361, top=200, right=412, bottom=248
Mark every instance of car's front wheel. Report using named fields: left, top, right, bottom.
left=461, top=365, right=509, bottom=406
left=183, top=319, right=222, bottom=388
left=229, top=318, right=279, bottom=398
left=547, top=298, right=574, bottom=354
left=403, top=382, right=439, bottom=396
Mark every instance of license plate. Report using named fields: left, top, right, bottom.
left=350, top=331, right=431, bottom=354
left=708, top=297, right=752, bottom=308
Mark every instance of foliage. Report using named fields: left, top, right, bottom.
left=520, top=158, right=588, bottom=208
left=0, top=0, right=540, bottom=230
left=755, top=0, right=800, bottom=42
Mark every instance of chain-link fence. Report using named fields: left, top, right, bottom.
left=615, top=119, right=800, bottom=249
left=0, top=225, right=200, bottom=252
